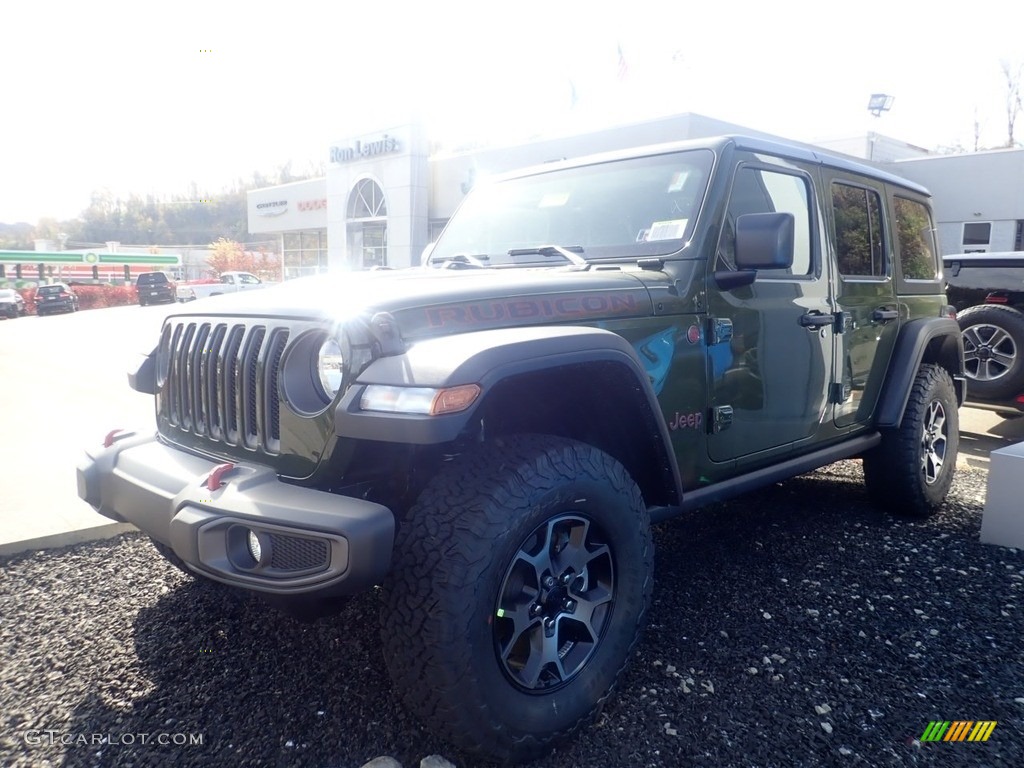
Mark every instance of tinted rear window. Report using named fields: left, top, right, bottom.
left=38, top=286, right=65, bottom=295
left=137, top=273, right=169, bottom=286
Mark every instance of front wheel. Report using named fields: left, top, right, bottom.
left=863, top=364, right=959, bottom=517
left=380, top=435, right=653, bottom=763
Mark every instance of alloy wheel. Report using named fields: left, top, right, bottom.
left=920, top=399, right=947, bottom=485
left=962, top=322, right=1017, bottom=382
left=494, top=513, right=615, bottom=692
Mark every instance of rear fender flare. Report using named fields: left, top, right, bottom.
left=876, top=317, right=965, bottom=429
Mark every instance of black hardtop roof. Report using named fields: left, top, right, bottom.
left=725, top=135, right=931, bottom=196
left=497, top=134, right=931, bottom=197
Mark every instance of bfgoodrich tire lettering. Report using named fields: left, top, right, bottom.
left=863, top=364, right=958, bottom=517
left=380, top=434, right=653, bottom=763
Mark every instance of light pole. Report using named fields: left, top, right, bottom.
left=867, top=94, right=894, bottom=161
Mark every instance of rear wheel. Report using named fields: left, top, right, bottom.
left=863, top=364, right=958, bottom=517
left=380, top=435, right=653, bottom=762
left=958, top=304, right=1024, bottom=399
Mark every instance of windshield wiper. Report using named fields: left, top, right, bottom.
left=429, top=253, right=491, bottom=269
left=507, top=244, right=588, bottom=268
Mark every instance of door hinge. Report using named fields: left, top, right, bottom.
left=706, top=317, right=733, bottom=346
left=709, top=405, right=733, bottom=433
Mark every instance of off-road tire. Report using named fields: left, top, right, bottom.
left=863, top=364, right=958, bottom=517
left=380, top=434, right=653, bottom=763
left=958, top=304, right=1024, bottom=400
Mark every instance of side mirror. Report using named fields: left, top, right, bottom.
left=734, top=212, right=794, bottom=270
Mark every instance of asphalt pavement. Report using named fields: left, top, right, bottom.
left=0, top=303, right=176, bottom=555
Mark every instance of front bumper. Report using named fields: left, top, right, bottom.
left=141, top=290, right=174, bottom=303
left=38, top=301, right=73, bottom=313
left=77, top=432, right=394, bottom=596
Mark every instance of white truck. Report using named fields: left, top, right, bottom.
left=176, top=271, right=275, bottom=302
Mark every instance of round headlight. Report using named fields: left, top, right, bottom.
left=317, top=337, right=345, bottom=398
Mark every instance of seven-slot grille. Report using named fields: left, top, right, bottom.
left=159, top=320, right=290, bottom=453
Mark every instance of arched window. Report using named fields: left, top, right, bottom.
left=348, top=179, right=387, bottom=219
left=347, top=179, right=388, bottom=268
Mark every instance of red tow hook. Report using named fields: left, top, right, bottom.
left=103, top=429, right=126, bottom=448
left=205, top=463, right=236, bottom=491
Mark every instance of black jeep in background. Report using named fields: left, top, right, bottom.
left=136, top=272, right=176, bottom=306
left=944, top=251, right=1024, bottom=416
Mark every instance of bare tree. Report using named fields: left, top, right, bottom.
left=1002, top=60, right=1023, bottom=147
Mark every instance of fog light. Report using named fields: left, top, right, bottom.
left=247, top=530, right=263, bottom=564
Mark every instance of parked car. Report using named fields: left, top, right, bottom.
left=944, top=251, right=1024, bottom=416
left=0, top=288, right=26, bottom=318
left=35, top=283, right=79, bottom=316
left=176, top=271, right=274, bottom=302
left=136, top=272, right=176, bottom=306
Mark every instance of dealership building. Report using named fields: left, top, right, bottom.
left=246, top=113, right=1024, bottom=278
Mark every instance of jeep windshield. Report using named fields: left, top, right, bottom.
left=430, top=149, right=714, bottom=266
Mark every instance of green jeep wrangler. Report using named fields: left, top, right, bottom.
left=78, top=135, right=965, bottom=762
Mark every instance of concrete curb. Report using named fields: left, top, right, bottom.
left=0, top=523, right=138, bottom=558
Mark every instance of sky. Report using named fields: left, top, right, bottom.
left=2, top=0, right=1022, bottom=225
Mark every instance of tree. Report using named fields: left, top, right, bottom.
left=206, top=238, right=279, bottom=281
left=1002, top=60, right=1023, bottom=148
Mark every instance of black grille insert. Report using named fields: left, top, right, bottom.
left=269, top=534, right=329, bottom=572
left=160, top=320, right=287, bottom=453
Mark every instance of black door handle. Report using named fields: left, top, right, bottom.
left=872, top=307, right=899, bottom=322
left=799, top=311, right=835, bottom=329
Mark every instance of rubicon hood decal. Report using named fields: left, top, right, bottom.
left=422, top=292, right=645, bottom=330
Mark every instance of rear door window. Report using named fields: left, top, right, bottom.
left=832, top=182, right=886, bottom=278
left=894, top=197, right=938, bottom=280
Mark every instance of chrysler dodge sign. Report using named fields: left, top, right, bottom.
left=330, top=135, right=400, bottom=164
left=255, top=200, right=288, bottom=217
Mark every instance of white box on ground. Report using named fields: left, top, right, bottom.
left=981, top=441, right=1024, bottom=549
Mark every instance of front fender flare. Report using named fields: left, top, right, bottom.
left=334, top=325, right=673, bottom=449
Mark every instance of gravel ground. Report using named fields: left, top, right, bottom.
left=1, top=460, right=1022, bottom=768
